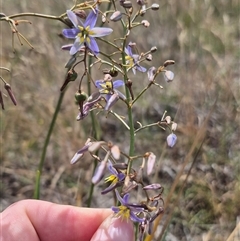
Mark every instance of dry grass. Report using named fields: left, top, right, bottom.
left=1, top=1, right=240, bottom=240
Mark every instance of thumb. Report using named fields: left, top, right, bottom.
left=90, top=215, right=135, bottom=241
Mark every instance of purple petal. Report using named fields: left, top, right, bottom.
left=84, top=9, right=98, bottom=28
left=136, top=65, right=146, bottom=72
left=105, top=93, right=119, bottom=110
left=92, top=159, right=107, bottom=184
left=87, top=37, right=99, bottom=55
left=90, top=27, right=113, bottom=37
left=167, top=133, right=177, bottom=147
left=70, top=152, right=84, bottom=164
left=125, top=46, right=133, bottom=57
left=62, top=28, right=79, bottom=39
left=113, top=80, right=124, bottom=88
left=115, top=190, right=127, bottom=205
left=62, top=44, right=73, bottom=51
left=114, top=89, right=126, bottom=101
left=67, top=10, right=83, bottom=28
left=108, top=162, right=118, bottom=176
left=70, top=39, right=84, bottom=55
left=95, top=80, right=103, bottom=88
left=118, top=173, right=125, bottom=181
left=111, top=206, right=120, bottom=213
left=130, top=212, right=145, bottom=223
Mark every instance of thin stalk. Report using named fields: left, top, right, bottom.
left=33, top=90, right=65, bottom=199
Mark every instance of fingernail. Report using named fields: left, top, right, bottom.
left=90, top=215, right=134, bottom=241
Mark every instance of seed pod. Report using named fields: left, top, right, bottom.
left=110, top=11, right=122, bottom=22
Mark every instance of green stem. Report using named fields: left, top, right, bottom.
left=33, top=91, right=65, bottom=199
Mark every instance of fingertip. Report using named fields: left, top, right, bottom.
left=90, top=215, right=135, bottom=241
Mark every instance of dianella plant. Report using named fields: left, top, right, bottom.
left=1, top=1, right=178, bottom=240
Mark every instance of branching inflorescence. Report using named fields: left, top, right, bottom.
left=1, top=1, right=178, bottom=240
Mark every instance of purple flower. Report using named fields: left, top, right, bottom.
left=124, top=45, right=146, bottom=74
left=95, top=79, right=126, bottom=110
left=166, top=133, right=177, bottom=148
left=101, top=161, right=125, bottom=194
left=62, top=9, right=113, bottom=55
left=112, top=190, right=145, bottom=223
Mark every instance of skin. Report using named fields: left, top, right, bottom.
left=1, top=200, right=112, bottom=241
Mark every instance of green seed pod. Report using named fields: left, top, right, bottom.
left=75, top=91, right=88, bottom=102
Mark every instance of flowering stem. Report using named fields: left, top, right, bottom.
left=33, top=90, right=65, bottom=199
left=120, top=34, right=135, bottom=173
left=6, top=13, right=66, bottom=24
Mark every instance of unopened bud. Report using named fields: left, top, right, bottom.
left=122, top=1, right=132, bottom=8
left=143, top=183, right=162, bottom=190
left=111, top=145, right=121, bottom=160
left=146, top=54, right=152, bottom=61
left=151, top=3, right=160, bottom=10
left=102, top=14, right=106, bottom=23
left=4, top=83, right=17, bottom=106
left=164, top=70, right=174, bottom=82
left=165, top=116, right=171, bottom=124
left=88, top=141, right=106, bottom=153
left=163, top=60, right=175, bottom=67
left=141, top=20, right=150, bottom=27
left=167, top=133, right=177, bottom=148
left=74, top=10, right=87, bottom=19
left=150, top=46, right=157, bottom=53
left=171, top=122, right=177, bottom=131
left=147, top=152, right=156, bottom=175
left=147, top=67, right=156, bottom=82
left=110, top=11, right=122, bottom=22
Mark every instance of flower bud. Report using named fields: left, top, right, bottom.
left=141, top=20, right=150, bottom=27
left=74, top=10, right=87, bottom=19
left=110, top=11, right=122, bottom=22
left=111, top=145, right=121, bottom=160
left=147, top=152, right=156, bottom=175
left=0, top=13, right=6, bottom=18
left=171, top=122, right=178, bottom=131
left=4, top=83, right=17, bottom=106
left=164, top=70, right=174, bottom=82
left=163, top=60, right=175, bottom=67
left=122, top=1, right=132, bottom=8
left=147, top=67, right=156, bottom=82
left=88, top=141, right=106, bottom=153
left=102, top=14, right=106, bottom=23
left=165, top=115, right=171, bottom=124
left=167, top=133, right=177, bottom=148
left=92, top=159, right=107, bottom=184
left=151, top=3, right=160, bottom=10
left=146, top=54, right=152, bottom=61
left=150, top=46, right=157, bottom=53
left=143, top=183, right=162, bottom=190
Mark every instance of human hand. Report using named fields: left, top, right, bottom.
left=1, top=200, right=134, bottom=241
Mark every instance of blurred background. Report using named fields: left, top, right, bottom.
left=1, top=0, right=239, bottom=240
